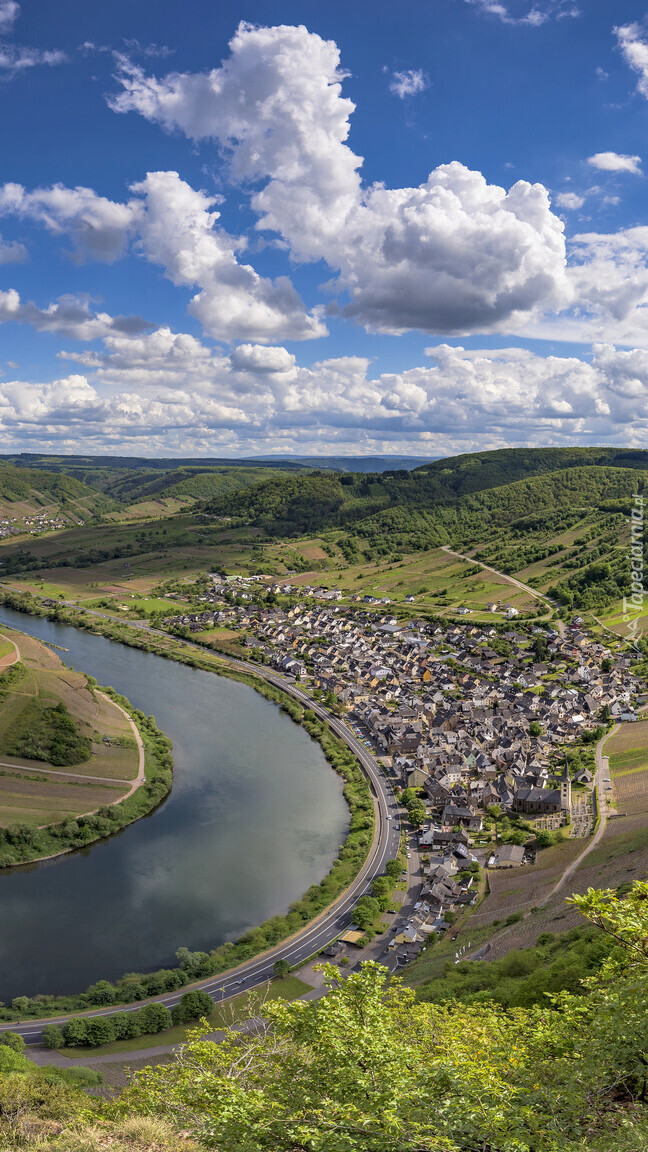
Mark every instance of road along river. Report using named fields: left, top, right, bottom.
left=0, top=606, right=350, bottom=1003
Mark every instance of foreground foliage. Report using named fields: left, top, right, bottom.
left=118, top=882, right=648, bottom=1151
left=4, top=883, right=648, bottom=1149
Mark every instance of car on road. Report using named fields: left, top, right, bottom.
left=386, top=814, right=392, bottom=820
left=406, top=852, right=411, bottom=858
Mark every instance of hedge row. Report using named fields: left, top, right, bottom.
left=41, top=990, right=214, bottom=1050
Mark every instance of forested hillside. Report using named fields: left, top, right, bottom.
left=201, top=449, right=646, bottom=610
left=417, top=445, right=648, bottom=494
left=0, top=462, right=116, bottom=522
left=0, top=454, right=312, bottom=507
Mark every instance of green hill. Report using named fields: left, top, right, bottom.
left=0, top=454, right=316, bottom=505
left=0, top=462, right=117, bottom=524
left=202, top=448, right=647, bottom=611
left=415, top=446, right=648, bottom=494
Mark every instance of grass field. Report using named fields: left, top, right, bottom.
left=0, top=629, right=139, bottom=827
left=288, top=546, right=539, bottom=616
left=60, top=975, right=312, bottom=1057
left=605, top=719, right=648, bottom=777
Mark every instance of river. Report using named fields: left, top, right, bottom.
left=0, top=607, right=349, bottom=1002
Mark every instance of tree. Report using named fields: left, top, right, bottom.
left=407, top=800, right=427, bottom=828
left=371, top=876, right=392, bottom=899
left=536, top=829, right=555, bottom=848
left=352, top=895, right=380, bottom=931
left=385, top=859, right=402, bottom=879
left=110, top=1011, right=142, bottom=1040
left=85, top=1016, right=115, bottom=1047
left=273, top=959, right=291, bottom=980
left=171, top=989, right=214, bottom=1025
left=42, top=1024, right=64, bottom=1050
left=62, top=1017, right=88, bottom=1047
left=533, top=636, right=548, bottom=662
left=84, top=979, right=117, bottom=1005
left=0, top=1031, right=24, bottom=1052
left=529, top=721, right=542, bottom=738
left=137, top=1003, right=173, bottom=1034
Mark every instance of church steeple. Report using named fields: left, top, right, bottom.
left=560, top=758, right=572, bottom=813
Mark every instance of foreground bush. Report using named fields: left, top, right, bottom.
left=117, top=882, right=648, bottom=1152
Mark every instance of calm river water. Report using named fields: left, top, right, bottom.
left=0, top=607, right=349, bottom=1002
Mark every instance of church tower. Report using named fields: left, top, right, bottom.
left=560, top=759, right=572, bottom=814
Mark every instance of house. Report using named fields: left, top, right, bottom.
left=487, top=844, right=526, bottom=868
left=322, top=941, right=345, bottom=957
left=339, top=930, right=365, bottom=947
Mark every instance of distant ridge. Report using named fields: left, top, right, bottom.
left=249, top=455, right=441, bottom=472
left=2, top=453, right=440, bottom=474
left=1, top=453, right=310, bottom=472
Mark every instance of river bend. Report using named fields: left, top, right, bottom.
left=0, top=607, right=348, bottom=1002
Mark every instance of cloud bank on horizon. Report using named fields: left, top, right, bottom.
left=2, top=5, right=648, bottom=456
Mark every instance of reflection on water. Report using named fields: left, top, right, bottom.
left=0, top=608, right=348, bottom=1000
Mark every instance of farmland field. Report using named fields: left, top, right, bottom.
left=0, top=628, right=140, bottom=827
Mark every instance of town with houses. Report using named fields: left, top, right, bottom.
left=162, top=573, right=641, bottom=966
left=0, top=511, right=68, bottom=540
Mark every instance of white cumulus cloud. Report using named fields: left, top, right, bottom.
left=555, top=192, right=585, bottom=210
left=0, top=289, right=151, bottom=340
left=588, top=151, right=642, bottom=174
left=616, top=22, right=648, bottom=99
left=132, top=171, right=326, bottom=343
left=111, top=23, right=571, bottom=337
left=0, top=171, right=325, bottom=343
left=0, top=182, right=140, bottom=262
left=12, top=338, right=648, bottom=453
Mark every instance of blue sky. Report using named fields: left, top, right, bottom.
left=2, top=0, right=648, bottom=456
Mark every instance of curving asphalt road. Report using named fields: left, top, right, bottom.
left=0, top=630, right=403, bottom=1044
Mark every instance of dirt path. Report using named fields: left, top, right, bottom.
left=0, top=631, right=20, bottom=669
left=538, top=724, right=616, bottom=906
left=0, top=761, right=133, bottom=786
left=440, top=545, right=554, bottom=608
left=95, top=691, right=145, bottom=800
